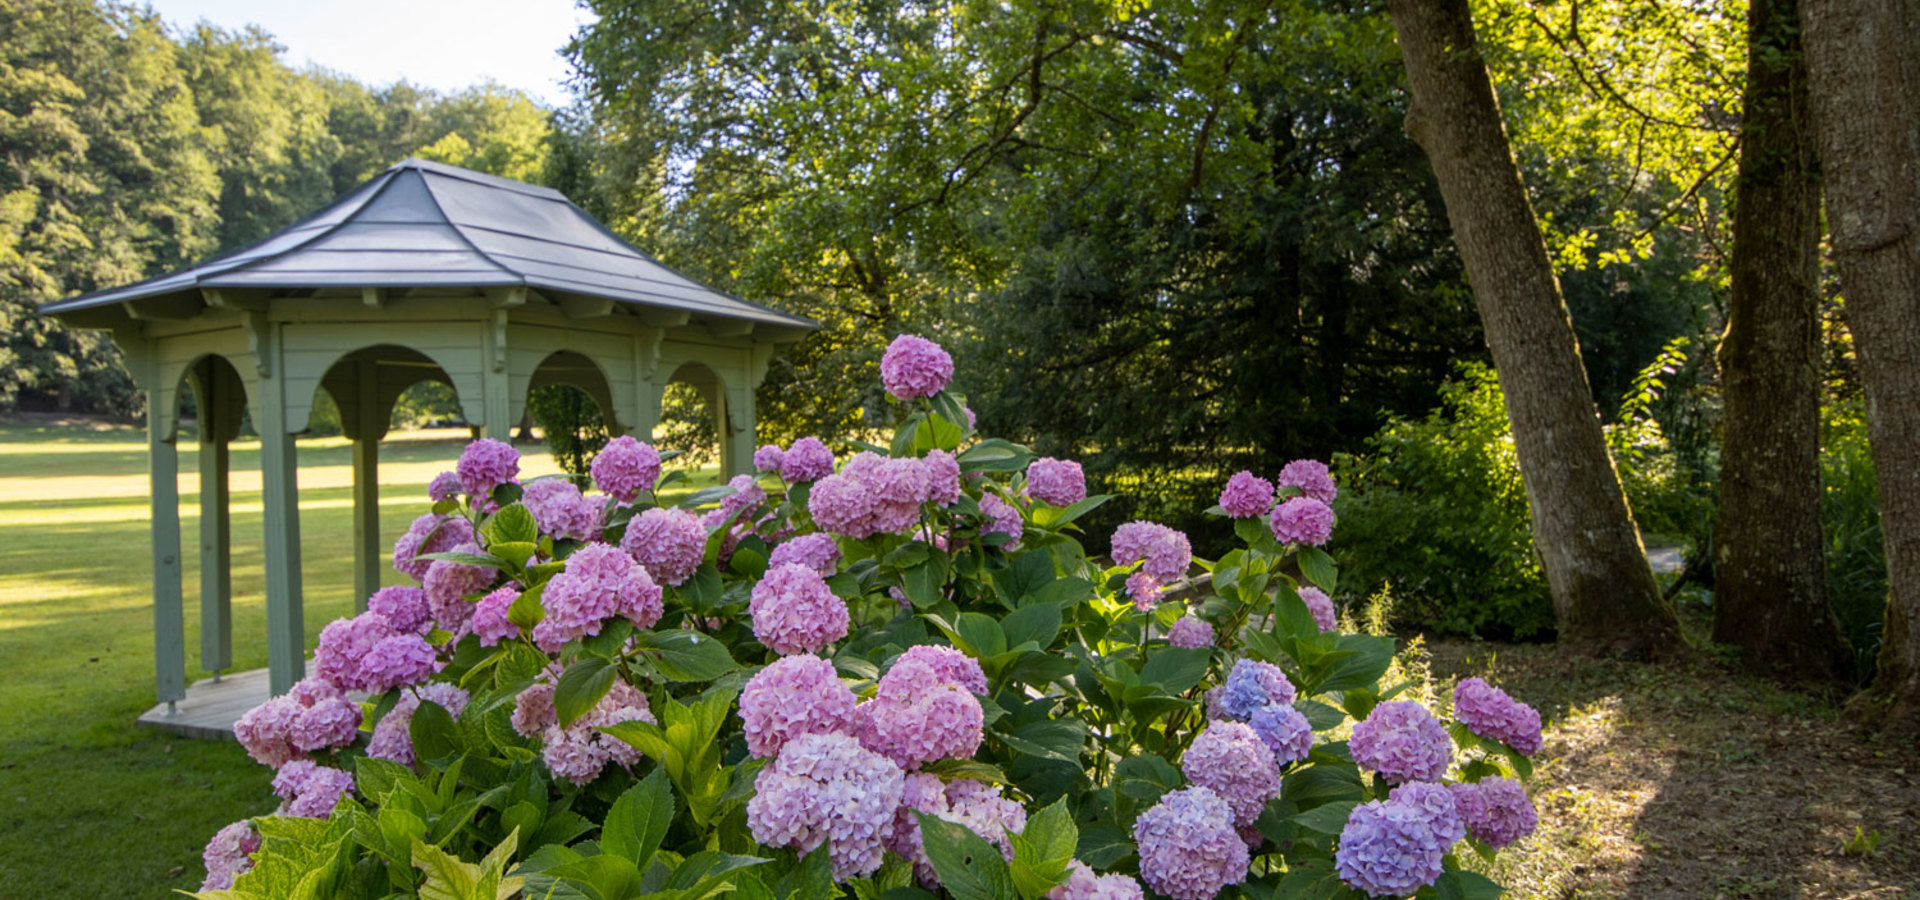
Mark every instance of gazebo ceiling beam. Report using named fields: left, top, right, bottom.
left=202, top=288, right=269, bottom=312
left=637, top=308, right=690, bottom=328
left=125, top=295, right=204, bottom=321
left=555, top=295, right=616, bottom=320
left=361, top=287, right=386, bottom=310
left=709, top=319, right=755, bottom=338
left=486, top=286, right=534, bottom=309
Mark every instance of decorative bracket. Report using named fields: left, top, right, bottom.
left=490, top=308, right=510, bottom=373
left=242, top=310, right=271, bottom=378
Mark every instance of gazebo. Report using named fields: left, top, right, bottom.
left=43, top=158, right=814, bottom=714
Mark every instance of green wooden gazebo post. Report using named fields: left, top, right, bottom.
left=43, top=159, right=813, bottom=717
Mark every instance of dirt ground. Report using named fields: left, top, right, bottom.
left=1428, top=639, right=1920, bottom=899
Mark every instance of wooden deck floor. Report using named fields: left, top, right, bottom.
left=136, top=667, right=278, bottom=740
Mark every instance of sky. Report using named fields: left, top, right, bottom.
left=141, top=0, right=595, bottom=106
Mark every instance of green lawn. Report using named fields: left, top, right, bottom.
left=0, top=419, right=719, bottom=897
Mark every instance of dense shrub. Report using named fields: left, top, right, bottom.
left=1822, top=402, right=1885, bottom=676
left=194, top=337, right=1543, bottom=900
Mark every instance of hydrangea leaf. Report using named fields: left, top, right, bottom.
left=552, top=657, right=617, bottom=728
left=1292, top=799, right=1361, bottom=835
left=482, top=503, right=539, bottom=546
left=604, top=768, right=675, bottom=867
left=916, top=812, right=1014, bottom=900
left=1434, top=868, right=1506, bottom=900
left=1297, top=546, right=1339, bottom=593
left=634, top=629, right=739, bottom=683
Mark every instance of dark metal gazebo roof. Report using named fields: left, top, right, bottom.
left=43, top=158, right=812, bottom=332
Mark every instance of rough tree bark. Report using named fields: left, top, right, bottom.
left=1799, top=0, right=1920, bottom=739
left=1385, top=0, right=1687, bottom=658
left=1712, top=0, right=1855, bottom=683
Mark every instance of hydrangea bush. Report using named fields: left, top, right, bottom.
left=194, top=335, right=1543, bottom=900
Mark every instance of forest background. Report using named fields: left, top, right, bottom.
left=0, top=0, right=1889, bottom=675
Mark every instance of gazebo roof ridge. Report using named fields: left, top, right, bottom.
left=42, top=158, right=814, bottom=333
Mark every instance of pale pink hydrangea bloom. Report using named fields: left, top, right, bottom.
left=1182, top=721, right=1283, bottom=826
left=200, top=820, right=260, bottom=891
left=591, top=436, right=661, bottom=504
left=746, top=731, right=906, bottom=880
left=855, top=656, right=985, bottom=770
left=1126, top=571, right=1162, bottom=610
left=315, top=611, right=397, bottom=692
left=1297, top=586, right=1339, bottom=631
left=1350, top=700, right=1454, bottom=785
left=809, top=473, right=875, bottom=538
left=1277, top=458, right=1338, bottom=505
left=891, top=644, right=988, bottom=695
left=1048, top=861, right=1146, bottom=900
left=977, top=493, right=1024, bottom=550
left=721, top=474, right=768, bottom=519
left=923, top=449, right=962, bottom=507
left=739, top=654, right=859, bottom=758
left=427, top=471, right=461, bottom=503
left=534, top=543, right=663, bottom=651
left=521, top=479, right=603, bottom=542
left=753, top=444, right=785, bottom=473
left=392, top=514, right=476, bottom=581
left=1218, top=470, right=1276, bottom=518
left=366, top=682, right=470, bottom=767
left=1268, top=496, right=1335, bottom=546
left=750, top=563, right=850, bottom=655
left=890, top=775, right=1027, bottom=888
left=423, top=541, right=495, bottom=630
left=540, top=681, right=655, bottom=786
left=361, top=632, right=438, bottom=692
left=1111, top=521, right=1192, bottom=583
left=620, top=506, right=706, bottom=586
left=1025, top=457, right=1087, bottom=506
left=456, top=438, right=520, bottom=499
left=1167, top=616, right=1215, bottom=649
left=233, top=677, right=360, bottom=766
left=367, top=585, right=431, bottom=634
left=768, top=533, right=841, bottom=576
left=1452, top=677, right=1544, bottom=755
left=880, top=334, right=954, bottom=400
left=511, top=679, right=558, bottom=739
left=780, top=437, right=836, bottom=482
left=1448, top=777, right=1537, bottom=849
left=270, top=760, right=355, bottom=818
left=471, top=586, right=521, bottom=646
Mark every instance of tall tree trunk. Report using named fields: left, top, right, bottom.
left=1712, top=0, right=1855, bottom=682
left=1799, top=0, right=1920, bottom=739
left=1385, top=0, right=1686, bottom=658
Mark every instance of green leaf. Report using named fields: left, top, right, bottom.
left=482, top=503, right=539, bottom=546
left=998, top=719, right=1085, bottom=763
left=507, top=585, right=546, bottom=630
left=1292, top=800, right=1360, bottom=835
left=916, top=813, right=1015, bottom=900
left=955, top=612, right=1007, bottom=658
left=1137, top=647, right=1210, bottom=695
left=1282, top=765, right=1366, bottom=807
left=408, top=697, right=463, bottom=763
left=603, top=768, right=675, bottom=867
left=414, top=551, right=511, bottom=572
left=1434, top=869, right=1506, bottom=900
left=1073, top=824, right=1134, bottom=869
left=1030, top=494, right=1111, bottom=529
left=1295, top=698, right=1348, bottom=731
left=1297, top=546, right=1338, bottom=593
left=1000, top=602, right=1062, bottom=649
left=679, top=484, right=739, bottom=509
left=1317, top=634, right=1396, bottom=694
left=903, top=558, right=948, bottom=610
left=956, top=439, right=1034, bottom=474
left=491, top=541, right=538, bottom=569
left=634, top=629, right=739, bottom=682
left=1017, top=797, right=1077, bottom=866
left=730, top=545, right=770, bottom=579
left=553, top=657, right=617, bottom=728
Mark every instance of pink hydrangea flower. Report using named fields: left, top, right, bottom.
left=511, top=680, right=558, bottom=739
left=1218, top=471, right=1276, bottom=518
left=1452, top=678, right=1544, bottom=755
left=880, top=334, right=954, bottom=400
left=521, top=479, right=603, bottom=542
left=200, top=820, right=260, bottom=891
left=1167, top=616, right=1215, bottom=649
left=855, top=657, right=985, bottom=770
left=361, top=632, right=437, bottom=692
left=750, top=563, right=850, bottom=655
left=270, top=760, right=355, bottom=818
left=978, top=493, right=1023, bottom=549
left=591, top=436, right=661, bottom=504
left=471, top=586, right=521, bottom=646
left=366, top=682, right=470, bottom=767
left=456, top=438, right=520, bottom=499
left=1026, top=457, right=1087, bottom=506
left=844, top=452, right=933, bottom=535
left=427, top=471, right=461, bottom=503
left=891, top=644, right=988, bottom=695
left=1182, top=721, right=1283, bottom=826
left=739, top=654, right=859, bottom=758
left=367, top=585, right=431, bottom=634
left=1337, top=782, right=1463, bottom=897
left=233, top=677, right=360, bottom=767
left=1350, top=700, right=1453, bottom=784
left=924, top=449, right=961, bottom=507
left=721, top=474, right=768, bottom=519
left=809, top=473, right=875, bottom=539
left=1133, top=787, right=1248, bottom=900
left=392, top=514, right=476, bottom=581
left=1448, top=777, right=1537, bottom=849
left=747, top=731, right=906, bottom=881
left=535, top=543, right=663, bottom=651
left=780, top=437, right=836, bottom=482
left=540, top=681, right=655, bottom=786
left=1277, top=458, right=1337, bottom=505
left=1249, top=703, right=1314, bottom=767
left=315, top=611, right=397, bottom=692
left=621, top=506, right=706, bottom=586
left=1269, top=496, right=1335, bottom=546
left=1298, top=586, right=1338, bottom=631
left=1126, top=571, right=1162, bottom=610
left=753, top=444, right=786, bottom=473
left=890, top=776, right=1027, bottom=888
left=768, top=533, right=841, bottom=576
left=1048, top=861, right=1145, bottom=900
left=423, top=541, right=495, bottom=630
left=1111, top=521, right=1192, bottom=583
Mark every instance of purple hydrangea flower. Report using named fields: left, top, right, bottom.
left=881, top=334, right=954, bottom=400
left=1336, top=783, right=1462, bottom=897
left=746, top=731, right=906, bottom=880
left=1298, top=586, right=1338, bottom=631
left=471, top=586, right=520, bottom=646
left=754, top=444, right=786, bottom=473
left=392, top=514, right=476, bottom=581
left=535, top=543, right=664, bottom=651
left=892, top=644, right=988, bottom=695
left=361, top=632, right=438, bottom=692
left=1218, top=659, right=1298, bottom=720
left=768, top=533, right=841, bottom=576
left=234, top=677, right=361, bottom=766
left=620, top=506, right=706, bottom=586
left=456, top=439, right=520, bottom=499
left=1167, top=616, right=1216, bottom=649
left=423, top=541, right=496, bottom=630
left=1219, top=471, right=1276, bottom=519
left=1182, top=721, right=1283, bottom=826
left=427, top=471, right=461, bottom=503
left=739, top=654, right=859, bottom=758
left=366, top=682, right=470, bottom=767
left=521, top=480, right=603, bottom=542
left=855, top=657, right=985, bottom=770
left=847, top=452, right=934, bottom=534
left=591, top=436, right=661, bottom=504
left=1449, top=777, right=1537, bottom=849
left=1249, top=703, right=1315, bottom=767
left=1350, top=700, right=1453, bottom=784
left=1269, top=497, right=1335, bottom=546
left=1047, top=861, right=1146, bottom=900
left=1278, top=458, right=1338, bottom=506
left=511, top=679, right=558, bottom=739
left=978, top=493, right=1024, bottom=550
left=367, top=585, right=431, bottom=634
left=1133, top=786, right=1249, bottom=900
left=1125, top=572, right=1162, bottom=611
left=750, top=563, right=850, bottom=655
left=200, top=820, right=259, bottom=891
left=722, top=474, right=769, bottom=520
left=780, top=437, right=836, bottom=482
left=1452, top=677, right=1544, bottom=755
left=1026, top=457, right=1087, bottom=506
left=315, top=611, right=397, bottom=692
left=924, top=449, right=961, bottom=507
left=270, top=760, right=355, bottom=818
left=1110, top=521, right=1192, bottom=583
